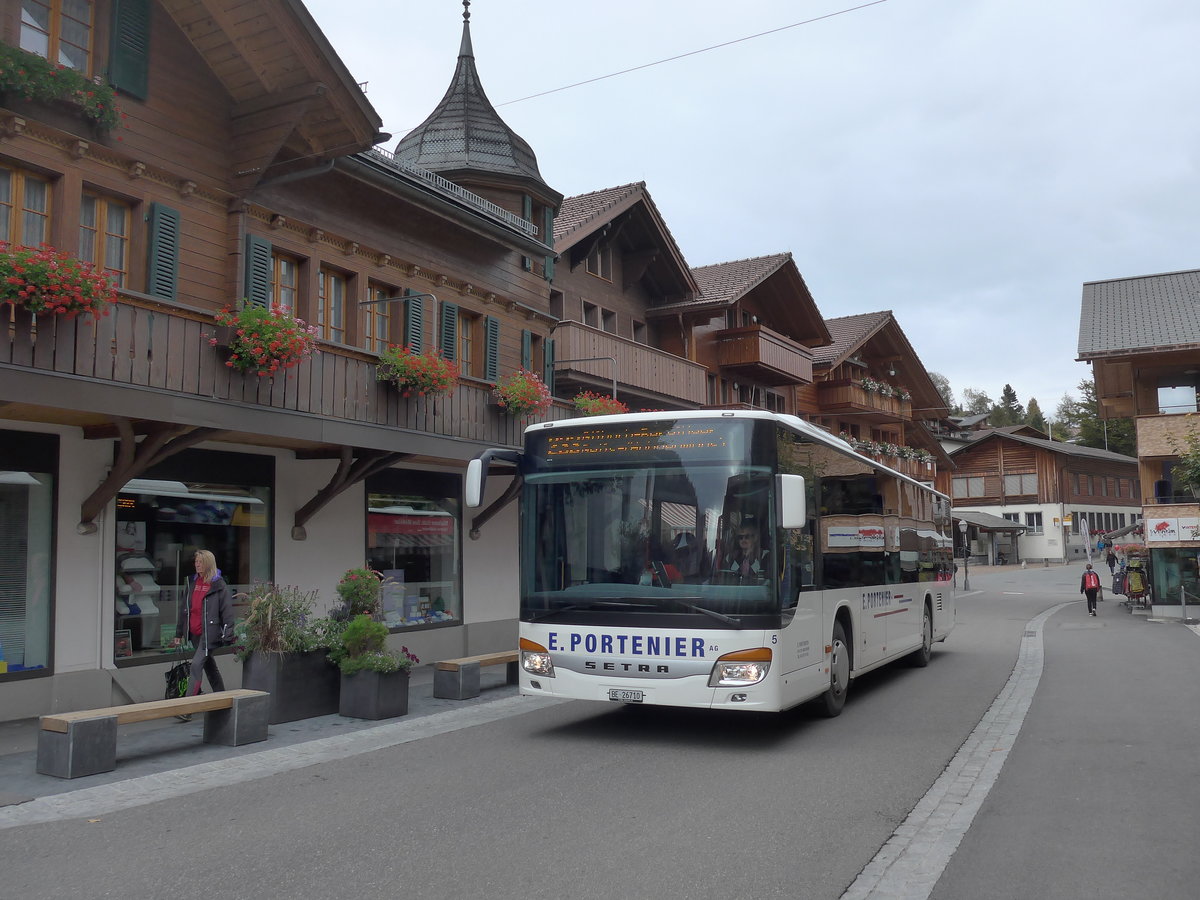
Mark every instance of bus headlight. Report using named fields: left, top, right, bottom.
left=520, top=638, right=555, bottom=678
left=708, top=648, right=771, bottom=687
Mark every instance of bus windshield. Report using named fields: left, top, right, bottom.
left=521, top=461, right=779, bottom=628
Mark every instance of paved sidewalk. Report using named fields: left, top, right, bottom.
left=0, top=663, right=544, bottom=818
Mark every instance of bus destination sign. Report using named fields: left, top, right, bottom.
left=532, top=421, right=745, bottom=467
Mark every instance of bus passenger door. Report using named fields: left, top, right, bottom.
left=780, top=527, right=821, bottom=675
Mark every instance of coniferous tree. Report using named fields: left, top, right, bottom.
left=1025, top=397, right=1047, bottom=433
left=990, top=384, right=1025, bottom=427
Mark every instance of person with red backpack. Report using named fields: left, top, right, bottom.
left=1080, top=563, right=1102, bottom=616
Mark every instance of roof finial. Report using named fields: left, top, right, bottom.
left=463, top=0, right=471, bottom=24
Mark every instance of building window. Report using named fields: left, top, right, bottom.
left=1157, top=375, right=1198, bottom=415
left=602, top=309, right=617, bottom=334
left=20, top=0, right=94, bottom=72
left=0, top=430, right=56, bottom=679
left=1003, top=473, right=1037, bottom=495
left=114, top=450, right=272, bottom=663
left=79, top=193, right=130, bottom=287
left=952, top=476, right=985, bottom=499
left=1025, top=512, right=1043, bottom=534
left=317, top=267, right=346, bottom=343
left=1002, top=512, right=1021, bottom=524
left=582, top=301, right=600, bottom=328
left=272, top=252, right=299, bottom=310
left=367, top=470, right=461, bottom=629
left=633, top=320, right=647, bottom=344
left=363, top=282, right=393, bottom=354
left=457, top=309, right=479, bottom=377
left=585, top=245, right=611, bottom=280
left=0, top=165, right=51, bottom=246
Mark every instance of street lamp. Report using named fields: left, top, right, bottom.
left=959, top=519, right=970, bottom=591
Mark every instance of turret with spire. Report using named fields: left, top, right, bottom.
left=395, top=0, right=562, bottom=219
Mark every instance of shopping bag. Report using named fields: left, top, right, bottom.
left=164, top=658, right=191, bottom=700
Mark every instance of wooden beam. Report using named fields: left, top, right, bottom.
left=291, top=448, right=409, bottom=539
left=78, top=421, right=227, bottom=533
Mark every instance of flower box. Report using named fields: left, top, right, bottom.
left=339, top=668, right=410, bottom=720
left=242, top=650, right=340, bottom=724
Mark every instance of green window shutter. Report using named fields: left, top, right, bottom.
left=543, top=339, right=556, bottom=396
left=484, top=316, right=500, bottom=382
left=522, top=195, right=533, bottom=221
left=403, top=288, right=424, bottom=352
left=521, top=329, right=533, bottom=370
left=146, top=203, right=179, bottom=300
left=109, top=0, right=150, bottom=100
left=439, top=301, right=459, bottom=361
left=243, top=234, right=272, bottom=307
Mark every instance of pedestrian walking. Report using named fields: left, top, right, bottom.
left=170, top=550, right=234, bottom=701
left=1080, top=563, right=1101, bottom=616
left=1106, top=549, right=1117, bottom=574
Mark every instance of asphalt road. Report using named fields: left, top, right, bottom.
left=2, top=565, right=1197, bottom=900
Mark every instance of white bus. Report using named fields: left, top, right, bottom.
left=466, top=410, right=955, bottom=715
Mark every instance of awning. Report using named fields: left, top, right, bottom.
left=954, top=510, right=1027, bottom=532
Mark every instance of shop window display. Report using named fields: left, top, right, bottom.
left=366, top=470, right=461, bottom=629
left=0, top=431, right=56, bottom=678
left=114, top=450, right=272, bottom=661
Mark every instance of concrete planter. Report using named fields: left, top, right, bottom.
left=242, top=650, right=340, bottom=724
left=338, top=668, right=410, bottom=720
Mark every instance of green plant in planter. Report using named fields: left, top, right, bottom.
left=232, top=583, right=336, bottom=661
left=376, top=345, right=459, bottom=398
left=493, top=368, right=553, bottom=417
left=0, top=243, right=117, bottom=319
left=572, top=391, right=629, bottom=417
left=333, top=566, right=385, bottom=620
left=0, top=43, right=122, bottom=131
left=329, top=614, right=419, bottom=675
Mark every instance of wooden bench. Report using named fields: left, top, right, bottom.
left=37, top=689, right=270, bottom=779
left=433, top=651, right=520, bottom=700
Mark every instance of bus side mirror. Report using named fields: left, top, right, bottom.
left=465, top=458, right=485, bottom=508
left=777, top=474, right=806, bottom=528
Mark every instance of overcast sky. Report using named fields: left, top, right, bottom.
left=305, top=0, right=1199, bottom=418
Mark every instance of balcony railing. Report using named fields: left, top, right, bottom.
left=553, top=321, right=708, bottom=405
left=1136, top=413, right=1195, bottom=458
left=714, top=325, right=814, bottom=385
left=816, top=380, right=913, bottom=422
left=0, top=297, right=572, bottom=448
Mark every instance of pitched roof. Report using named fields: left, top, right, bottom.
left=952, top=431, right=1137, bottom=465
left=554, top=184, right=645, bottom=243
left=690, top=253, right=794, bottom=306
left=812, top=311, right=892, bottom=366
left=553, top=182, right=697, bottom=299
left=393, top=7, right=557, bottom=201
left=1078, top=268, right=1200, bottom=359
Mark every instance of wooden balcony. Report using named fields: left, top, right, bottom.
left=553, top=321, right=708, bottom=405
left=816, top=379, right=913, bottom=423
left=1136, top=413, right=1195, bottom=458
left=0, top=296, right=574, bottom=452
left=714, top=325, right=814, bottom=386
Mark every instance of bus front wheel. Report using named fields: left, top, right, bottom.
left=908, top=603, right=933, bottom=667
left=819, top=621, right=850, bottom=717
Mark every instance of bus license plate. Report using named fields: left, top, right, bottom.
left=608, top=689, right=643, bottom=703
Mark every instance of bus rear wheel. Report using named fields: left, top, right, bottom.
left=819, top=621, right=850, bottom=717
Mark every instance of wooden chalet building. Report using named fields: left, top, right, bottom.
left=1079, top=267, right=1200, bottom=615
left=0, top=1, right=567, bottom=717
left=802, top=310, right=951, bottom=482
left=940, top=430, right=1140, bottom=565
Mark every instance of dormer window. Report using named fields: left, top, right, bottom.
left=585, top=244, right=611, bottom=281
left=21, top=0, right=94, bottom=73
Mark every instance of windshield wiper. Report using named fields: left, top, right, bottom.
left=528, top=600, right=653, bottom=622
left=664, top=596, right=743, bottom=629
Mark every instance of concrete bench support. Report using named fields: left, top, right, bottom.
left=433, top=651, right=520, bottom=700
left=37, top=716, right=118, bottom=780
